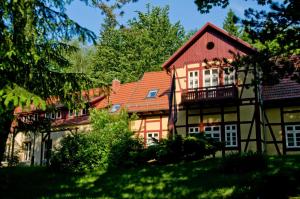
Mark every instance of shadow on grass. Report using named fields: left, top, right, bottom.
left=1, top=156, right=300, bottom=198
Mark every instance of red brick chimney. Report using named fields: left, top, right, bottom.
left=112, top=79, right=121, bottom=92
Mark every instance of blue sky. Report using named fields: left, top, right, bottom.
left=66, top=0, right=267, bottom=35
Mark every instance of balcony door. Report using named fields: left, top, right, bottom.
left=188, top=71, right=199, bottom=89
left=203, top=68, right=219, bottom=88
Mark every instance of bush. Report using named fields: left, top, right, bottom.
left=183, top=135, right=206, bottom=160
left=220, top=151, right=267, bottom=173
left=51, top=133, right=102, bottom=173
left=140, top=134, right=223, bottom=164
left=51, top=109, right=143, bottom=173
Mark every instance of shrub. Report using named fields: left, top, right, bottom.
left=140, top=134, right=223, bottom=164
left=51, top=133, right=102, bottom=173
left=51, top=109, right=143, bottom=173
left=220, top=151, right=267, bottom=173
left=183, top=135, right=206, bottom=160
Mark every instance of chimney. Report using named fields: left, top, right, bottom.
left=112, top=79, right=121, bottom=92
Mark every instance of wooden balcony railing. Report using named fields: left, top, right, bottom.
left=181, top=85, right=238, bottom=104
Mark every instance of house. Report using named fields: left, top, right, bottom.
left=162, top=22, right=300, bottom=155
left=4, top=71, right=171, bottom=165
left=96, top=71, right=171, bottom=146
left=4, top=22, right=300, bottom=166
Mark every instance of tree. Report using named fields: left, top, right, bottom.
left=223, top=9, right=240, bottom=37
left=92, top=5, right=186, bottom=83
left=0, top=0, right=98, bottom=163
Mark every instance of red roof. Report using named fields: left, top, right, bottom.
left=95, top=82, right=137, bottom=109
left=162, top=22, right=256, bottom=70
left=96, top=71, right=171, bottom=113
left=263, top=78, right=300, bottom=101
left=51, top=115, right=90, bottom=127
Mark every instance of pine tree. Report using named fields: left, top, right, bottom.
left=223, top=9, right=240, bottom=37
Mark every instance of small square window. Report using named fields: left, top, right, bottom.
left=147, top=89, right=158, bottom=98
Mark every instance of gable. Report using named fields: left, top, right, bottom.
left=163, top=22, right=256, bottom=69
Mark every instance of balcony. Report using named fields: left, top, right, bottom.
left=181, top=85, right=238, bottom=104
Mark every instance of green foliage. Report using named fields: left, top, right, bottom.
left=92, top=4, right=186, bottom=83
left=223, top=9, right=240, bottom=37
left=3, top=156, right=300, bottom=198
left=220, top=151, right=267, bottom=173
left=51, top=133, right=101, bottom=173
left=0, top=0, right=97, bottom=162
left=51, top=109, right=143, bottom=173
left=141, top=134, right=222, bottom=164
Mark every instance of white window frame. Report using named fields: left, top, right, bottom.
left=189, top=127, right=200, bottom=134
left=82, top=108, right=88, bottom=115
left=204, top=125, right=221, bottom=142
left=110, top=104, right=121, bottom=113
left=33, top=113, right=39, bottom=121
left=203, top=68, right=219, bottom=88
left=50, top=112, right=56, bottom=120
left=188, top=71, right=199, bottom=89
left=146, top=132, right=159, bottom=146
left=225, top=124, right=238, bottom=147
left=45, top=113, right=51, bottom=119
left=223, top=67, right=235, bottom=86
left=68, top=110, right=74, bottom=118
left=285, top=125, right=300, bottom=148
left=147, top=89, right=159, bottom=98
left=56, top=111, right=62, bottom=119
left=23, top=142, right=31, bottom=161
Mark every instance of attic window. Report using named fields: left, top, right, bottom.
left=147, top=89, right=158, bottom=98
left=206, top=42, right=215, bottom=50
left=110, top=104, right=121, bottom=113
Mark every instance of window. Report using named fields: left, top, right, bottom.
left=45, top=113, right=51, bottom=119
left=33, top=113, right=39, bottom=121
left=286, top=125, right=300, bottom=148
left=189, top=71, right=199, bottom=89
left=204, top=126, right=221, bottom=141
left=189, top=127, right=200, bottom=134
left=50, top=112, right=56, bottom=120
left=43, top=139, right=52, bottom=161
left=147, top=89, right=158, bottom=98
left=69, top=110, right=74, bottom=117
left=224, top=67, right=235, bottom=85
left=110, top=104, right=121, bottom=113
left=82, top=108, right=88, bottom=115
left=204, top=68, right=219, bottom=87
left=75, top=110, right=80, bottom=117
left=23, top=142, right=31, bottom=161
left=225, top=125, right=237, bottom=147
left=147, top=132, right=159, bottom=146
left=56, top=111, right=62, bottom=119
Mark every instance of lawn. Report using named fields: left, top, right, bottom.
left=1, top=156, right=300, bottom=199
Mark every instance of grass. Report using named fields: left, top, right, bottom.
left=1, top=156, right=300, bottom=198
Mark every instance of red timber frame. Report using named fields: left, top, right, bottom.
left=134, top=113, right=168, bottom=147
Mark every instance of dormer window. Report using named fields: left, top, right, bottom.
left=110, top=104, right=121, bottom=113
left=147, top=89, right=158, bottom=98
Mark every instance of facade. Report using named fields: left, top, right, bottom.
left=3, top=22, right=300, bottom=166
left=163, top=22, right=300, bottom=155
